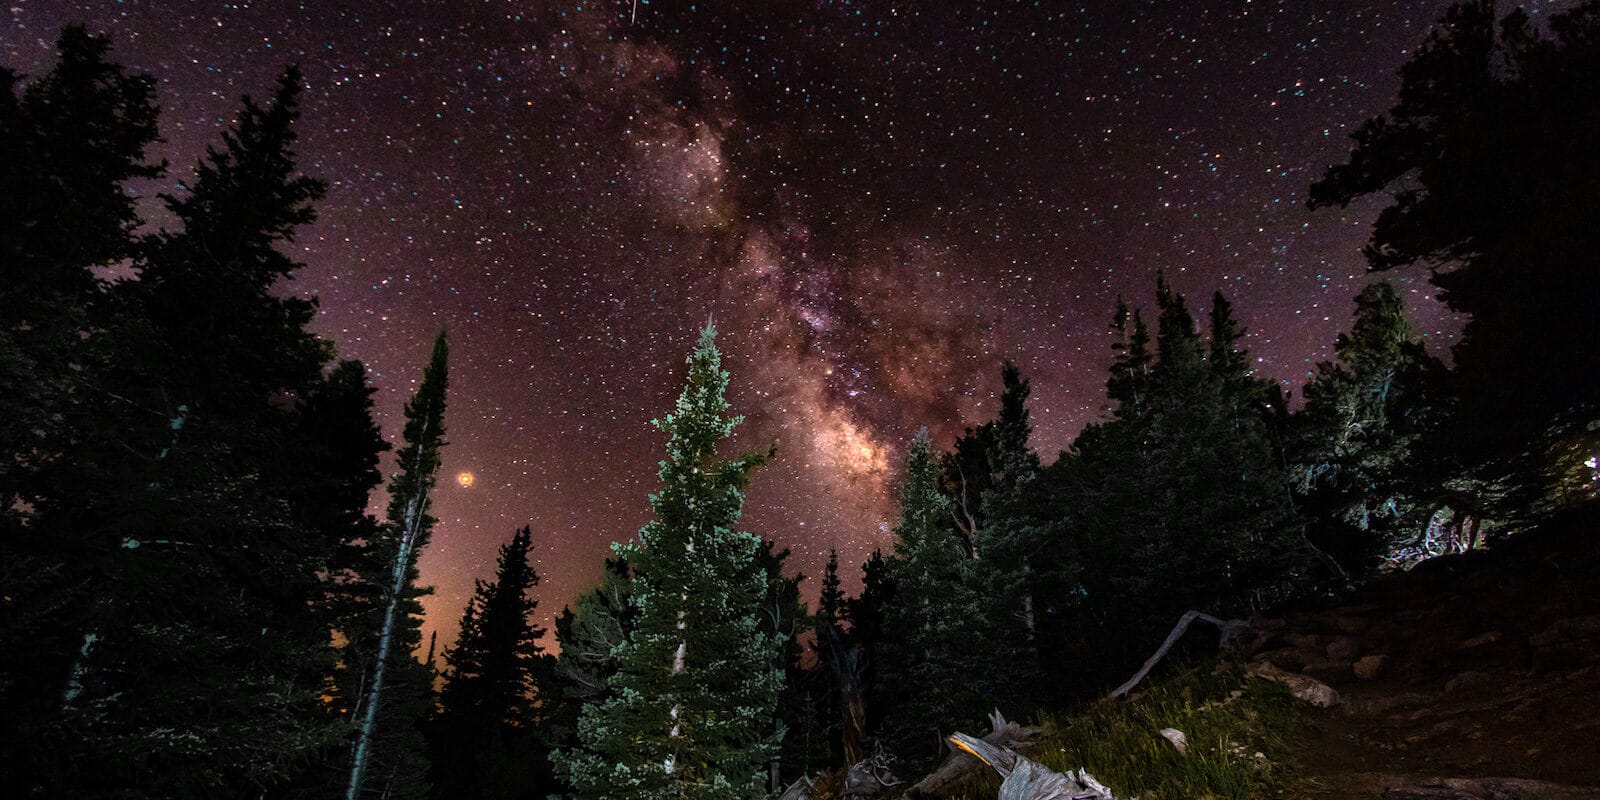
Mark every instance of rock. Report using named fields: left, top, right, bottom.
left=1327, top=613, right=1373, bottom=635
left=1354, top=654, right=1389, bottom=679
left=1158, top=728, right=1188, bottom=753
left=1459, top=631, right=1501, bottom=649
left=1376, top=776, right=1600, bottom=800
left=1303, top=659, right=1352, bottom=681
left=1443, top=671, right=1494, bottom=694
left=1327, top=635, right=1364, bottom=661
left=1286, top=632, right=1321, bottom=650
left=1251, top=661, right=1340, bottom=708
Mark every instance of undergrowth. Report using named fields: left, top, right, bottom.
left=950, top=663, right=1301, bottom=800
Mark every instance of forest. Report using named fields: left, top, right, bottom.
left=2, top=1, right=1598, bottom=799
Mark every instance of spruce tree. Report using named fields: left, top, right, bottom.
left=28, top=65, right=352, bottom=798
left=811, top=549, right=847, bottom=768
left=1105, top=296, right=1153, bottom=416
left=1309, top=0, right=1600, bottom=489
left=0, top=29, right=162, bottom=791
left=549, top=555, right=636, bottom=750
left=346, top=331, right=450, bottom=800
left=754, top=540, right=816, bottom=788
left=877, top=429, right=989, bottom=770
left=970, top=361, right=1055, bottom=700
left=556, top=322, right=783, bottom=800
left=1057, top=283, right=1309, bottom=670
left=1293, top=282, right=1446, bottom=570
left=434, top=526, right=556, bottom=800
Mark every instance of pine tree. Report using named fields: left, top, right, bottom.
left=556, top=322, right=783, bottom=800
left=810, top=549, right=847, bottom=767
left=25, top=65, right=355, bottom=798
left=970, top=361, right=1055, bottom=700
left=877, top=429, right=990, bottom=770
left=434, top=526, right=557, bottom=800
left=1309, top=0, right=1600, bottom=488
left=346, top=331, right=450, bottom=800
left=1292, top=282, right=1447, bottom=570
left=0, top=29, right=162, bottom=791
left=1056, top=283, right=1310, bottom=671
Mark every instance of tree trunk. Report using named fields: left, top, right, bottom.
left=1110, top=609, right=1250, bottom=699
left=346, top=416, right=432, bottom=800
left=900, top=710, right=1038, bottom=799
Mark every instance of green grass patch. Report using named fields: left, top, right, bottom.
left=950, top=663, right=1301, bottom=800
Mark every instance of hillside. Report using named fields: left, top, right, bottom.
left=1268, top=505, right=1600, bottom=798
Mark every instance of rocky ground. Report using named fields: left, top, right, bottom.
left=1257, top=505, right=1600, bottom=799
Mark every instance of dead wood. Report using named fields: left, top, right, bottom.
left=900, top=709, right=1039, bottom=799
left=944, top=731, right=1122, bottom=800
left=1110, top=609, right=1252, bottom=699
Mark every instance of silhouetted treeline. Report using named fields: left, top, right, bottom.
left=4, top=1, right=1599, bottom=796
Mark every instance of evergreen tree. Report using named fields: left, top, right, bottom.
left=1055, top=283, right=1310, bottom=674
left=549, top=554, right=636, bottom=756
left=1105, top=296, right=1153, bottom=417
left=0, top=29, right=162, bottom=792
left=1292, top=282, right=1447, bottom=571
left=556, top=323, right=783, bottom=800
left=434, top=526, right=557, bottom=800
left=876, top=429, right=989, bottom=770
left=1309, top=0, right=1600, bottom=488
left=970, top=361, right=1055, bottom=701
left=346, top=331, right=451, bottom=800
left=753, top=541, right=817, bottom=788
left=0, top=24, right=160, bottom=330
left=845, top=549, right=894, bottom=765
left=21, top=65, right=355, bottom=798
left=810, top=549, right=847, bottom=768
left=938, top=423, right=993, bottom=558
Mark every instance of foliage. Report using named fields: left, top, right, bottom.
left=556, top=323, right=784, bottom=800
left=1309, top=0, right=1600, bottom=485
left=876, top=429, right=992, bottom=770
left=433, top=526, right=557, bottom=800
left=1289, top=282, right=1448, bottom=572
left=1051, top=281, right=1310, bottom=675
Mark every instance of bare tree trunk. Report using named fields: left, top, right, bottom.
left=1110, top=609, right=1250, bottom=699
left=900, top=710, right=1038, bottom=799
left=347, top=415, right=433, bottom=800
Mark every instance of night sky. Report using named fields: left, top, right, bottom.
left=5, top=0, right=1506, bottom=649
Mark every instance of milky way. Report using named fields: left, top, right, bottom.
left=6, top=0, right=1520, bottom=648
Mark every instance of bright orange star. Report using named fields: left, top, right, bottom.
left=456, top=471, right=474, bottom=488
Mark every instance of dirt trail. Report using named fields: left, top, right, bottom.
left=1261, top=506, right=1600, bottom=799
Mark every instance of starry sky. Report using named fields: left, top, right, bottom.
left=7, top=0, right=1520, bottom=648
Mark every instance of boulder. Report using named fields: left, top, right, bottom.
left=1327, top=636, right=1364, bottom=662
left=1354, top=654, right=1389, bottom=680
left=1252, top=661, right=1339, bottom=708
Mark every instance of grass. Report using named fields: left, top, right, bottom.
left=950, top=663, right=1302, bottom=800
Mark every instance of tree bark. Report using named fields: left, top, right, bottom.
left=347, top=414, right=433, bottom=800
left=900, top=710, right=1038, bottom=799
left=1110, top=609, right=1250, bottom=699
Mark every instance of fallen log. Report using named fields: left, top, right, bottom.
left=900, top=709, right=1040, bottom=799
left=946, top=732, right=1122, bottom=800
left=1110, top=609, right=1252, bottom=698
left=777, top=777, right=813, bottom=800
left=843, top=746, right=902, bottom=798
